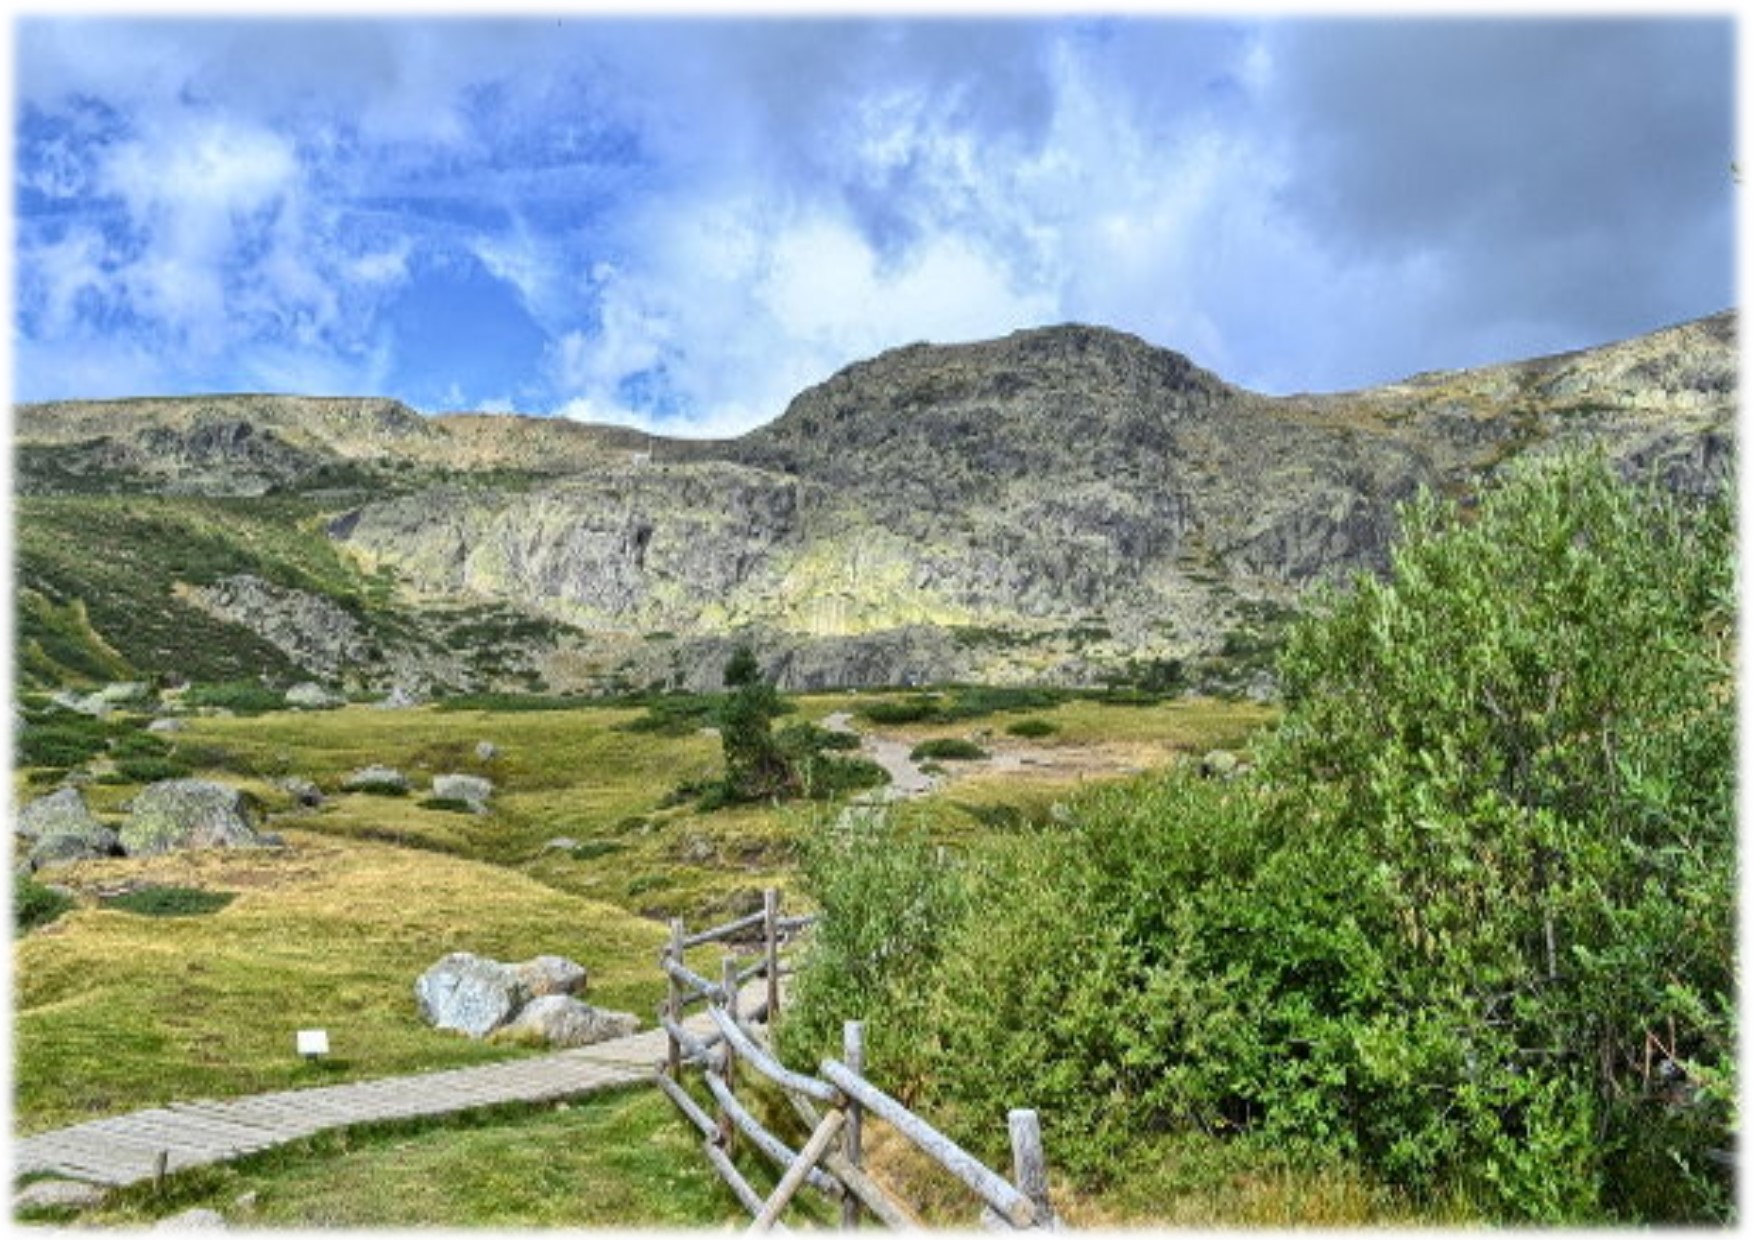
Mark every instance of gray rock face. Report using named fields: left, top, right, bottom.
left=497, top=995, right=639, bottom=1048
left=414, top=952, right=528, bottom=1038
left=120, top=780, right=262, bottom=856
left=343, top=765, right=408, bottom=794
left=513, top=954, right=588, bottom=998
left=432, top=773, right=493, bottom=811
left=185, top=576, right=374, bottom=681
left=15, top=312, right=1735, bottom=697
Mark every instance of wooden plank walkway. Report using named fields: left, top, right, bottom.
left=14, top=1023, right=682, bottom=1189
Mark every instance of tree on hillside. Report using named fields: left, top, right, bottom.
left=717, top=646, right=797, bottom=801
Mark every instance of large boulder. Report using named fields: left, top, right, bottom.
left=18, top=787, right=100, bottom=840
left=432, top=773, right=492, bottom=812
left=513, top=954, right=588, bottom=998
left=18, top=787, right=124, bottom=868
left=120, top=780, right=263, bottom=856
left=414, top=952, right=528, bottom=1038
left=496, top=995, right=639, bottom=1048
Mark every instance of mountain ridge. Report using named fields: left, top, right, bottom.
left=14, top=310, right=1735, bottom=695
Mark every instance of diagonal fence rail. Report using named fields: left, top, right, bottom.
left=655, top=888, right=1057, bottom=1232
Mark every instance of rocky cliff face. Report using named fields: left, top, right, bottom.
left=14, top=311, right=1735, bottom=694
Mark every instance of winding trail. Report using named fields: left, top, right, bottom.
left=822, top=711, right=939, bottom=802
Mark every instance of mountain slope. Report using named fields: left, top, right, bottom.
left=14, top=311, right=1735, bottom=694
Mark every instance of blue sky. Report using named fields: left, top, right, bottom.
left=13, top=15, right=1737, bottom=437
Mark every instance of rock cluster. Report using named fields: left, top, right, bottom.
left=413, top=951, right=637, bottom=1048
left=16, top=779, right=268, bottom=872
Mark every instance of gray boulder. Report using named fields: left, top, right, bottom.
left=19, top=788, right=123, bottom=869
left=146, top=717, right=187, bottom=734
left=377, top=685, right=424, bottom=710
left=343, top=765, right=408, bottom=794
left=414, top=952, right=528, bottom=1038
left=120, top=780, right=262, bottom=856
left=432, top=773, right=492, bottom=811
left=514, top=954, right=588, bottom=998
left=284, top=682, right=345, bottom=710
left=278, top=776, right=324, bottom=808
left=30, top=827, right=123, bottom=869
left=18, top=787, right=101, bottom=840
left=496, top=995, right=639, bottom=1048
left=475, top=740, right=500, bottom=762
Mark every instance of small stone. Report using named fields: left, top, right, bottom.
left=14, top=1178, right=107, bottom=1211
left=154, top=1207, right=228, bottom=1229
left=513, top=954, right=588, bottom=998
left=543, top=837, right=581, bottom=853
left=284, top=682, right=345, bottom=710
left=147, top=718, right=188, bottom=734
left=432, top=773, right=492, bottom=811
left=475, top=741, right=499, bottom=761
left=343, top=765, right=408, bottom=794
left=277, top=777, right=324, bottom=808
left=496, top=995, right=639, bottom=1048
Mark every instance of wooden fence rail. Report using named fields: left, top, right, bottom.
left=656, top=888, right=1057, bottom=1232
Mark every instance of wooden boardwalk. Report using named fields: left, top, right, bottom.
left=14, top=1024, right=678, bottom=1190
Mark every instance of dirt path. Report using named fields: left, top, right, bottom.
left=823, top=711, right=1156, bottom=804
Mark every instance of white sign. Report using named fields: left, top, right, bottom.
left=296, top=1029, right=330, bottom=1057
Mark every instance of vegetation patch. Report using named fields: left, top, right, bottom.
left=1004, top=717, right=1059, bottom=738
left=100, top=884, right=236, bottom=918
left=909, top=738, right=988, bottom=762
left=15, top=873, right=76, bottom=932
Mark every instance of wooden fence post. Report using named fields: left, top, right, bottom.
left=764, top=887, right=781, bottom=1022
left=841, top=1021, right=865, bottom=1231
left=1008, top=1109, right=1054, bottom=1228
left=666, top=917, right=685, bottom=1079
left=719, top=954, right=740, bottom=1155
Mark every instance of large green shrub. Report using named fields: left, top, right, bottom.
left=1250, top=454, right=1735, bottom=1219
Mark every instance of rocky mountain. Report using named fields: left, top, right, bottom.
left=14, top=311, right=1734, bottom=696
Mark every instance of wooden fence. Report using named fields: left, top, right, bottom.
left=656, top=888, right=1057, bottom=1232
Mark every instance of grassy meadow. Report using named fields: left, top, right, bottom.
left=13, top=683, right=1298, bottom=1225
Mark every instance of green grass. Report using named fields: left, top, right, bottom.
left=41, top=1089, right=752, bottom=1228
left=11, top=687, right=1303, bottom=1225
left=14, top=833, right=666, bottom=1133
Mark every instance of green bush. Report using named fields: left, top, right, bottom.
left=778, top=811, right=966, bottom=1076
left=909, top=738, right=987, bottom=762
left=1249, top=454, right=1735, bottom=1220
left=858, top=696, right=943, bottom=726
left=1005, top=718, right=1059, bottom=739
left=113, top=756, right=194, bottom=783
left=16, top=723, right=109, bottom=769
left=99, top=885, right=235, bottom=918
left=181, top=682, right=286, bottom=715
left=15, top=873, right=75, bottom=932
